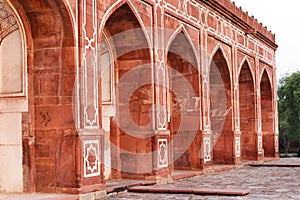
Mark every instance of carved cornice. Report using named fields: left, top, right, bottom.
left=199, top=0, right=278, bottom=50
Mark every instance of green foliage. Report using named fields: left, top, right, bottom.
left=278, top=71, right=300, bottom=142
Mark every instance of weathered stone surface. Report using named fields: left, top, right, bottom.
left=104, top=158, right=300, bottom=200
left=0, top=0, right=278, bottom=195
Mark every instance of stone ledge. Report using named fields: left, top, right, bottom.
left=106, top=180, right=156, bottom=194
left=128, top=186, right=250, bottom=196
left=249, top=163, right=300, bottom=167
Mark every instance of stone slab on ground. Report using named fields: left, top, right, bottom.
left=128, top=186, right=250, bottom=196
left=103, top=158, right=300, bottom=200
left=250, top=163, right=300, bottom=167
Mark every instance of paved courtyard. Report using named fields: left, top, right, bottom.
left=0, top=158, right=298, bottom=199
left=103, top=158, right=300, bottom=200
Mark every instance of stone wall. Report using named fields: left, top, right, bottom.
left=0, top=0, right=279, bottom=194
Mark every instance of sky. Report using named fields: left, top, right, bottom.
left=231, top=0, right=300, bottom=79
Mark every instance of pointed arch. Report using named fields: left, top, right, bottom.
left=166, top=28, right=198, bottom=72
left=166, top=24, right=199, bottom=67
left=239, top=59, right=256, bottom=160
left=99, top=0, right=151, bottom=50
left=101, top=2, right=153, bottom=179
left=260, top=69, right=275, bottom=157
left=101, top=3, right=151, bottom=63
left=167, top=28, right=201, bottom=170
left=209, top=46, right=233, bottom=164
left=260, top=67, right=273, bottom=88
left=209, top=45, right=232, bottom=82
left=238, top=57, right=255, bottom=85
left=209, top=47, right=232, bottom=94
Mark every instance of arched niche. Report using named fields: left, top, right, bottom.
left=167, top=31, right=201, bottom=170
left=239, top=61, right=256, bottom=160
left=209, top=49, right=233, bottom=164
left=260, top=70, right=274, bottom=157
left=101, top=3, right=152, bottom=179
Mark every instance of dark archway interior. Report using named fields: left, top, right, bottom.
left=239, top=62, right=256, bottom=160
left=210, top=49, right=233, bottom=164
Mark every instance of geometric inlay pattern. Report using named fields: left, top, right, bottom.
left=82, top=0, right=98, bottom=129
left=258, top=135, right=263, bottom=155
left=158, top=139, right=168, bottom=168
left=204, top=137, right=211, bottom=162
left=235, top=136, right=240, bottom=157
left=84, top=140, right=100, bottom=178
left=0, top=0, right=18, bottom=43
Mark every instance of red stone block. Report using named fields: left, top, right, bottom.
left=35, top=163, right=56, bottom=192
left=60, top=74, right=76, bottom=97
left=38, top=73, right=60, bottom=96
left=34, top=48, right=60, bottom=67
left=193, top=188, right=250, bottom=196
left=34, top=105, right=75, bottom=130
left=56, top=135, right=77, bottom=187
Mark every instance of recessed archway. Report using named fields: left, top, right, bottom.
left=0, top=0, right=77, bottom=193
left=260, top=70, right=274, bottom=157
left=210, top=49, right=233, bottom=164
left=102, top=3, right=152, bottom=179
left=239, top=61, right=256, bottom=160
left=167, top=31, right=200, bottom=170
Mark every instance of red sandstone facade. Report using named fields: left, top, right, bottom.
left=0, top=0, right=278, bottom=195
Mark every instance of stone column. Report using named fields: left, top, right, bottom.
left=255, top=56, right=263, bottom=161
left=273, top=65, right=280, bottom=158
left=75, top=0, right=105, bottom=194
left=200, top=25, right=212, bottom=167
left=232, top=44, right=241, bottom=164
left=153, top=0, right=171, bottom=183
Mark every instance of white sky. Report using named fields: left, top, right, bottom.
left=231, top=0, right=300, bottom=79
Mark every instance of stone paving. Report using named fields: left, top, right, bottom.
left=103, top=158, right=300, bottom=200
left=0, top=193, right=77, bottom=200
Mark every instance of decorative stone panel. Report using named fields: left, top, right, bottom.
left=0, top=1, right=18, bottom=42
left=204, top=137, right=211, bottom=162
left=84, top=140, right=100, bottom=178
left=235, top=137, right=240, bottom=157
left=258, top=135, right=263, bottom=154
left=158, top=139, right=168, bottom=168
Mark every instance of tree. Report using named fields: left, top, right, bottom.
left=278, top=71, right=300, bottom=155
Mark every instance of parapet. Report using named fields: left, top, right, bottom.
left=203, top=0, right=276, bottom=48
